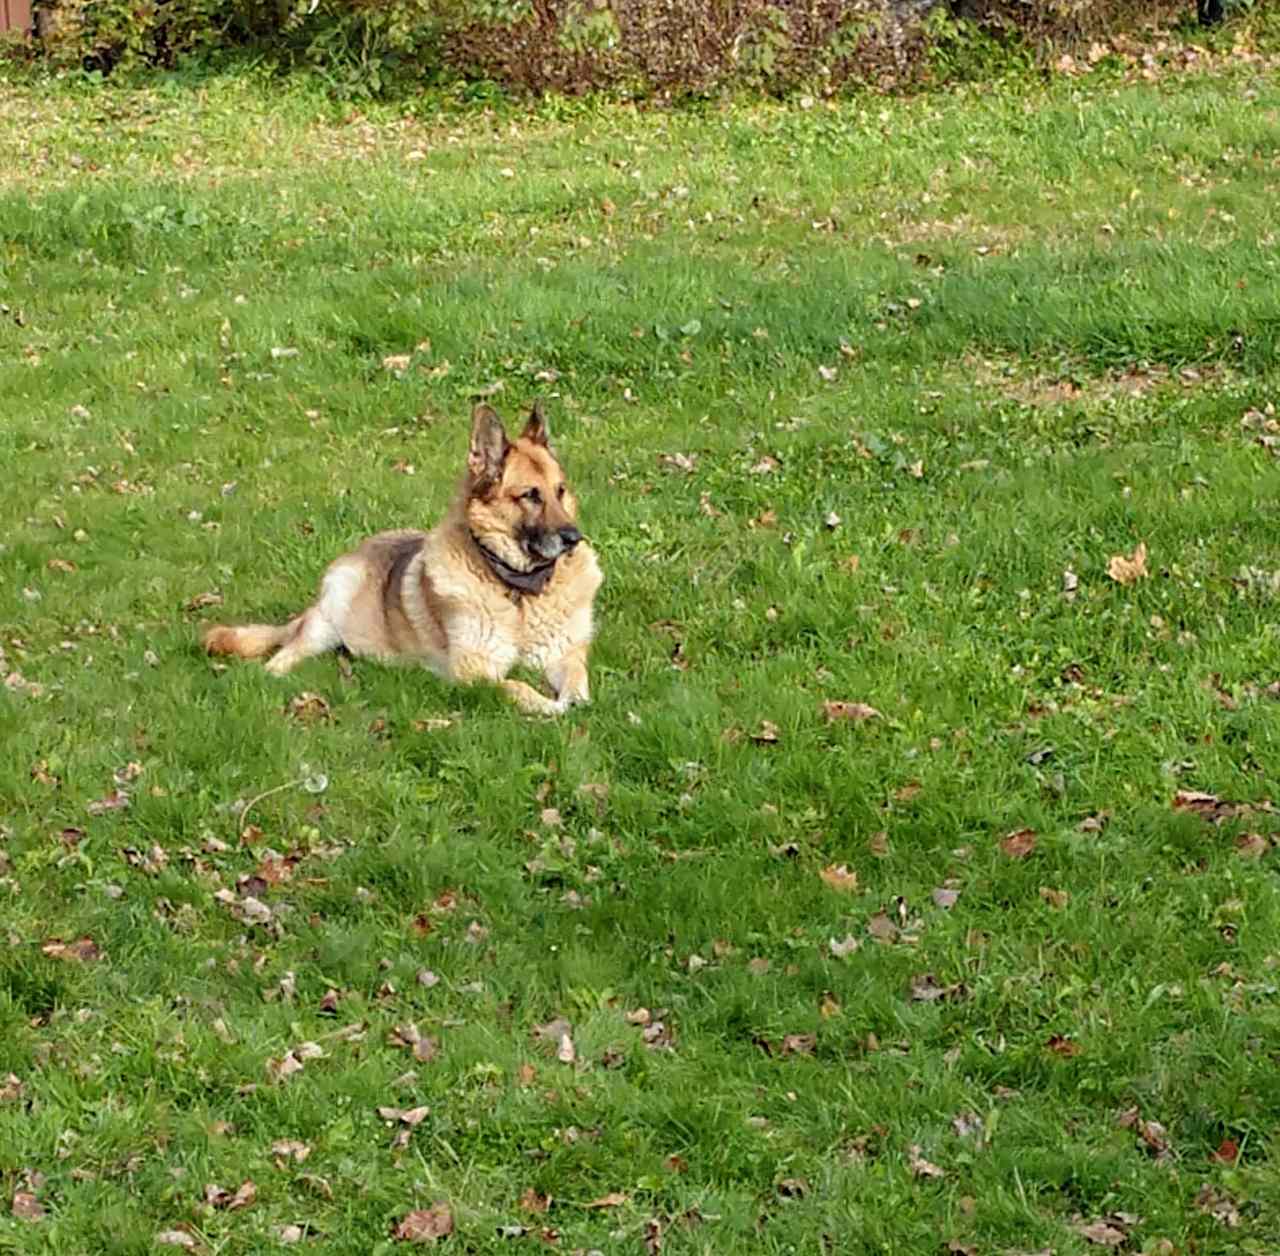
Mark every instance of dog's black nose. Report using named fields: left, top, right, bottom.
left=559, top=526, right=582, bottom=549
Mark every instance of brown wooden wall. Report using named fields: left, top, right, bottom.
left=0, top=0, right=33, bottom=34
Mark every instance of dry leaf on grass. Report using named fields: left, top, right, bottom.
left=1196, top=1184, right=1241, bottom=1227
left=866, top=913, right=899, bottom=944
left=204, top=1180, right=256, bottom=1211
left=392, top=1204, right=454, bottom=1242
left=286, top=692, right=332, bottom=723
left=907, top=1145, right=945, bottom=1179
left=780, top=1033, right=816, bottom=1056
left=1047, top=1034, right=1082, bottom=1057
left=1107, top=541, right=1148, bottom=585
left=1000, top=828, right=1037, bottom=858
left=1073, top=1215, right=1138, bottom=1247
left=750, top=720, right=781, bottom=745
left=533, top=1018, right=577, bottom=1065
left=86, top=790, right=130, bottom=815
left=378, top=1105, right=431, bottom=1126
left=584, top=1192, right=628, bottom=1209
left=271, top=1139, right=311, bottom=1164
left=10, top=1190, right=44, bottom=1222
left=1172, top=789, right=1269, bottom=824
left=41, top=936, right=101, bottom=962
left=829, top=935, right=860, bottom=959
left=819, top=864, right=858, bottom=893
left=951, top=1112, right=983, bottom=1139
left=390, top=1023, right=440, bottom=1063
left=155, top=1231, right=198, bottom=1248
left=909, top=974, right=967, bottom=1003
left=1116, top=1108, right=1170, bottom=1159
left=1212, top=1137, right=1240, bottom=1164
left=823, top=700, right=881, bottom=723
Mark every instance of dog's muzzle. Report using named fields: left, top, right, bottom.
left=528, top=526, right=582, bottom=561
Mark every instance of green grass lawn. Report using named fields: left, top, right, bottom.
left=3, top=50, right=1280, bottom=1255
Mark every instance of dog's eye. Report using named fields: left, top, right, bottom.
left=522, top=488, right=542, bottom=505
left=556, top=484, right=567, bottom=500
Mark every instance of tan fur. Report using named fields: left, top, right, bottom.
left=203, top=404, right=602, bottom=716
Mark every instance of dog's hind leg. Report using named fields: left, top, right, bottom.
left=263, top=607, right=343, bottom=676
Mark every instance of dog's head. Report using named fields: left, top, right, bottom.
left=464, top=402, right=582, bottom=572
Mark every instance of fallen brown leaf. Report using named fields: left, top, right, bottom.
left=1039, top=886, right=1070, bottom=908
left=1107, top=541, right=1148, bottom=585
left=1000, top=828, right=1037, bottom=858
left=907, top=1145, right=945, bottom=1179
left=823, top=700, right=881, bottom=723
left=86, top=789, right=130, bottom=815
left=41, top=936, right=101, bottom=962
left=644, top=1217, right=663, bottom=1255
left=909, top=974, right=966, bottom=1003
left=1117, top=1107, right=1170, bottom=1159
left=1047, top=1034, right=1082, bottom=1057
left=584, top=1191, right=628, bottom=1209
left=1073, top=1218, right=1129, bottom=1247
left=1172, top=789, right=1271, bottom=825
left=950, top=1112, right=983, bottom=1139
left=780, top=1033, right=816, bottom=1057
left=533, top=1018, right=576, bottom=1065
left=1235, top=833, right=1270, bottom=859
left=866, top=913, right=899, bottom=944
left=155, top=1231, right=198, bottom=1248
left=1196, top=1183, right=1240, bottom=1227
left=750, top=720, right=781, bottom=745
left=271, top=1139, right=311, bottom=1164
left=205, top=1180, right=256, bottom=1211
left=518, top=1187, right=550, bottom=1213
left=11, top=1190, right=44, bottom=1222
left=378, top=1105, right=431, bottom=1127
left=1212, top=1137, right=1240, bottom=1164
left=393, top=1204, right=454, bottom=1242
left=286, top=692, right=332, bottom=723
left=819, top=863, right=858, bottom=893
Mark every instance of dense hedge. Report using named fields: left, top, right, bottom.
left=25, top=0, right=1232, bottom=97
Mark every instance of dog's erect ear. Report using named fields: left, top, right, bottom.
left=468, top=404, right=510, bottom=485
left=520, top=400, right=550, bottom=447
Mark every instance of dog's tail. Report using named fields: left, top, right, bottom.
left=202, top=621, right=294, bottom=660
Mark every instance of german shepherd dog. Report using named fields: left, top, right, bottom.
left=203, top=402, right=602, bottom=716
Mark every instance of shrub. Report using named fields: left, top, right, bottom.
left=26, top=0, right=1244, bottom=97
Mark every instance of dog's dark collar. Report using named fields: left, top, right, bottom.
left=473, top=538, right=558, bottom=597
